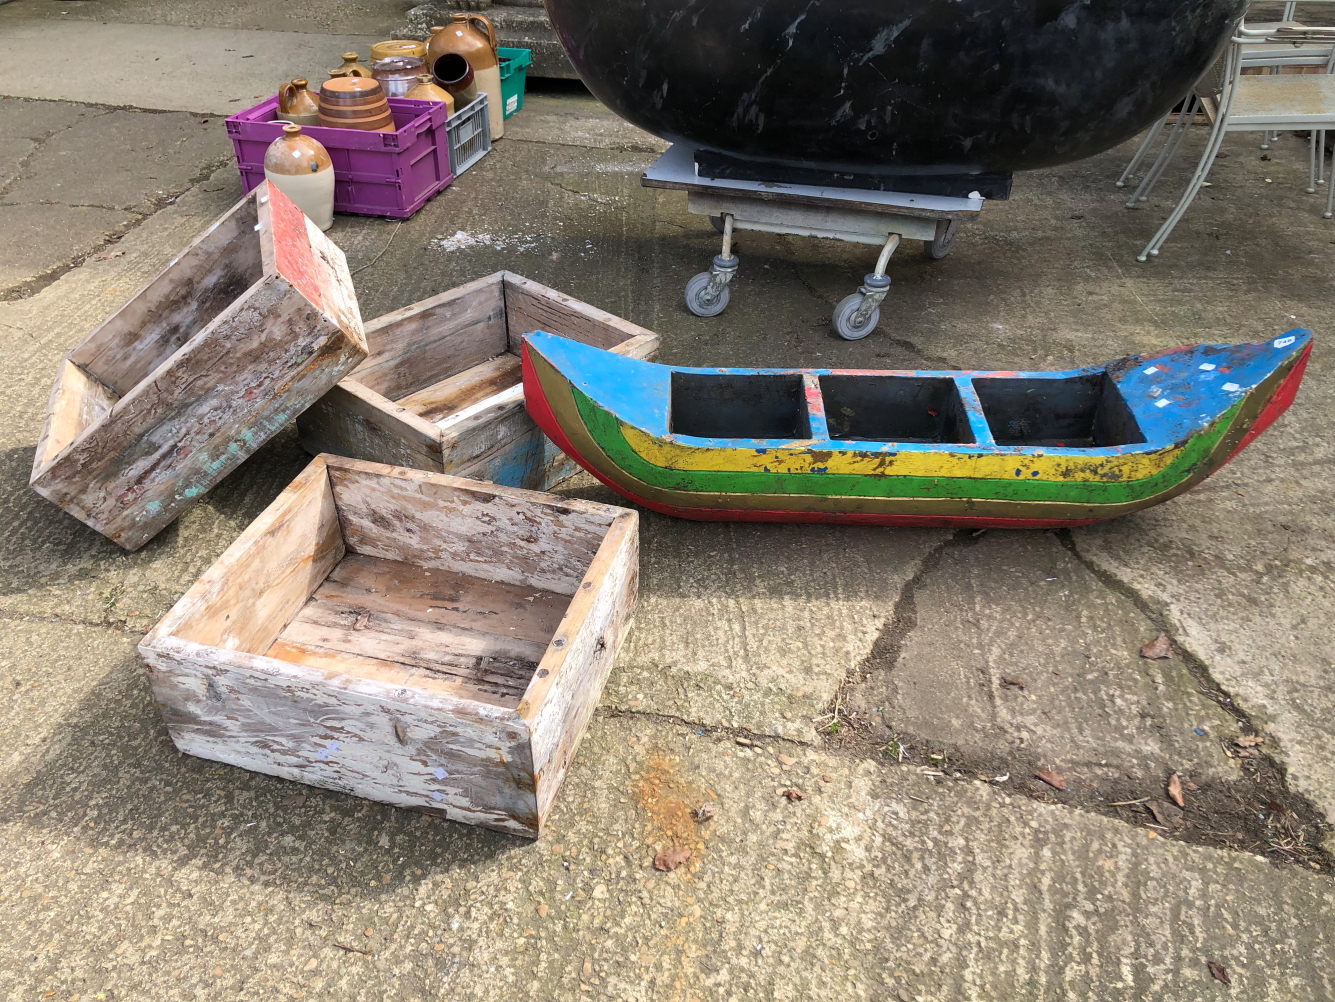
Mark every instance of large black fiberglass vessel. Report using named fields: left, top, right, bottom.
left=545, top=0, right=1245, bottom=174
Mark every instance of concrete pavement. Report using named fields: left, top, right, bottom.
left=1, top=10, right=1333, bottom=1001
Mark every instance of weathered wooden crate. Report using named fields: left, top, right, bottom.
left=297, top=271, right=658, bottom=489
left=29, top=181, right=367, bottom=551
left=139, top=454, right=639, bottom=837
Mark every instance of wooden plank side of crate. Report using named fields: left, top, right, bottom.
left=519, top=511, right=639, bottom=826
left=353, top=272, right=508, bottom=401
left=140, top=637, right=542, bottom=837
left=324, top=456, right=613, bottom=596
left=32, top=358, right=119, bottom=470
left=152, top=457, right=345, bottom=656
left=31, top=272, right=365, bottom=551
left=452, top=423, right=580, bottom=491
left=298, top=379, right=444, bottom=472
left=69, top=194, right=264, bottom=398
left=502, top=272, right=660, bottom=357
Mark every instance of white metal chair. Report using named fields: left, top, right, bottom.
left=1136, top=22, right=1335, bottom=261
left=1117, top=1, right=1335, bottom=202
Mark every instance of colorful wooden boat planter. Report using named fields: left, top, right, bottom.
left=523, top=329, right=1312, bottom=528
left=139, top=454, right=639, bottom=838
left=29, top=182, right=366, bottom=551
left=298, top=272, right=659, bottom=490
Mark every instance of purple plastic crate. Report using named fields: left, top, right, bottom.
left=226, top=96, right=453, bottom=220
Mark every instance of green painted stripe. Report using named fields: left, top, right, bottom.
left=571, top=387, right=1242, bottom=505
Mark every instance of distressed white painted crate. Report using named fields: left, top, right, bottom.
left=139, top=454, right=638, bottom=837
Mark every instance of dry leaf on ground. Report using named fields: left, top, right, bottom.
left=1140, top=634, right=1172, bottom=659
left=282, top=794, right=306, bottom=808
left=1001, top=676, right=1026, bottom=689
left=1146, top=800, right=1184, bottom=828
left=781, top=788, right=805, bottom=802
left=653, top=847, right=691, bottom=872
left=1208, top=961, right=1231, bottom=985
left=1234, top=735, right=1264, bottom=748
left=1034, top=770, right=1067, bottom=791
left=694, top=802, right=717, bottom=822
left=1167, top=773, right=1185, bottom=808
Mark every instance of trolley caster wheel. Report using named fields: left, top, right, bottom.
left=832, top=293, right=880, bottom=340
left=924, top=218, right=960, bottom=260
left=709, top=214, right=727, bottom=234
left=685, top=271, right=731, bottom=317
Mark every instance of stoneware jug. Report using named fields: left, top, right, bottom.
left=263, top=123, right=335, bottom=231
left=405, top=73, right=455, bottom=115
left=276, top=78, right=320, bottom=127
left=370, top=39, right=426, bottom=62
left=318, top=76, right=395, bottom=132
left=431, top=52, right=478, bottom=106
left=328, top=52, right=372, bottom=79
left=372, top=56, right=426, bottom=98
left=427, top=13, right=503, bottom=137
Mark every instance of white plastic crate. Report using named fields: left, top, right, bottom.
left=446, top=94, right=492, bottom=176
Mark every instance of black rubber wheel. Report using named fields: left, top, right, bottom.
left=925, top=218, right=961, bottom=260
left=832, top=293, right=879, bottom=340
left=685, top=271, right=730, bottom=317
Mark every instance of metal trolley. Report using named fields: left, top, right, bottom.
left=642, top=143, right=985, bottom=340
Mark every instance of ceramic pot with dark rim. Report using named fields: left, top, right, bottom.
left=431, top=52, right=478, bottom=105
left=318, top=76, right=395, bottom=132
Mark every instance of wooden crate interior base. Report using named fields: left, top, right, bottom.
left=266, top=552, right=570, bottom=708
left=141, top=455, right=638, bottom=837
left=297, top=271, right=658, bottom=488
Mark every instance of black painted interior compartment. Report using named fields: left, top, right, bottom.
left=974, top=373, right=1146, bottom=447
left=820, top=375, right=974, bottom=444
left=670, top=372, right=810, bottom=440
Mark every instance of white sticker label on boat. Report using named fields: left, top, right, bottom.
left=1222, top=382, right=1240, bottom=392
left=1155, top=398, right=1171, bottom=408
left=1274, top=336, right=1296, bottom=348
left=1198, top=363, right=1216, bottom=371
left=1143, top=365, right=1160, bottom=375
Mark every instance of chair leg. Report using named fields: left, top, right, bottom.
left=1117, top=115, right=1169, bottom=188
left=1128, top=97, right=1196, bottom=208
left=1320, top=131, right=1328, bottom=186
left=1137, top=119, right=1230, bottom=261
left=1326, top=144, right=1335, bottom=219
left=1310, top=132, right=1319, bottom=195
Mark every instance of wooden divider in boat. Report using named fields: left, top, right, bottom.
left=29, top=182, right=367, bottom=551
left=296, top=272, right=658, bottom=490
left=139, top=454, right=639, bottom=837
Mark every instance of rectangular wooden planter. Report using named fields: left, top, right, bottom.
left=139, top=454, right=639, bottom=838
left=297, top=271, right=658, bottom=490
left=29, top=182, right=367, bottom=551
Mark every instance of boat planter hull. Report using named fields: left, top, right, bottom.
left=139, top=455, right=639, bottom=838
left=29, top=183, right=367, bottom=551
left=522, top=330, right=1311, bottom=527
left=297, top=272, right=659, bottom=490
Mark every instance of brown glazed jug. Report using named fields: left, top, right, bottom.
left=427, top=13, right=503, bottom=137
left=405, top=74, right=455, bottom=115
left=263, top=124, right=335, bottom=231
left=328, top=52, right=372, bottom=78
left=276, top=78, right=320, bottom=127
left=318, top=76, right=395, bottom=132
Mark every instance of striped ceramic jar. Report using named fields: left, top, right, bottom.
left=317, top=76, right=395, bottom=132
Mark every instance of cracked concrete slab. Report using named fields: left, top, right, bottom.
left=845, top=531, right=1242, bottom=784
left=0, top=0, right=406, bottom=35
left=0, top=97, right=99, bottom=188
left=1, top=646, right=1331, bottom=1002
left=1, top=70, right=1333, bottom=998
left=0, top=202, right=135, bottom=290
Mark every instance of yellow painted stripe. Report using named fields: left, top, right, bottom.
left=620, top=424, right=1186, bottom=482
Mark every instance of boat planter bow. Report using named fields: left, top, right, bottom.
left=522, top=330, right=1311, bottom=528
